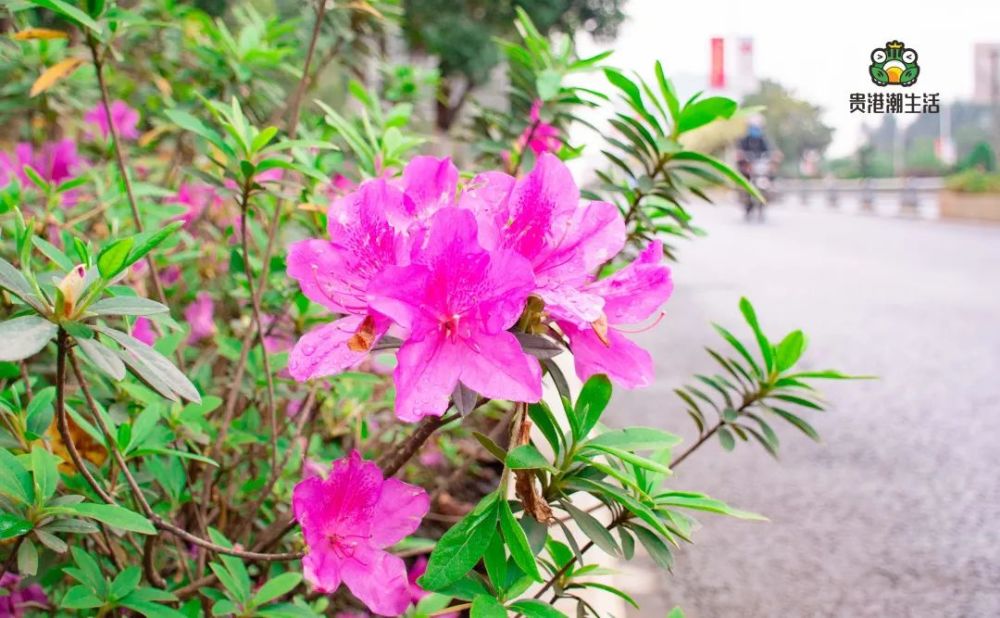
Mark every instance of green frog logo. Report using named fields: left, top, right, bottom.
left=870, top=41, right=919, bottom=87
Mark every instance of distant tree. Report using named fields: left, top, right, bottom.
left=742, top=79, right=833, bottom=175
left=402, top=0, right=626, bottom=130
left=959, top=141, right=996, bottom=172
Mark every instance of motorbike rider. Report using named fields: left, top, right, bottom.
left=736, top=115, right=775, bottom=220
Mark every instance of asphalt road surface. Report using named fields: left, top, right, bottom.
left=608, top=203, right=1000, bottom=618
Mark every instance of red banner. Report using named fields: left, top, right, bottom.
left=710, top=37, right=725, bottom=89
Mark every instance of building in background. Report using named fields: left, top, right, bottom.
left=707, top=36, right=758, bottom=99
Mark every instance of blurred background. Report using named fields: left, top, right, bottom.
left=5, top=0, right=999, bottom=615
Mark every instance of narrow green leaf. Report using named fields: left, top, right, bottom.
left=586, top=427, right=682, bottom=452
left=499, top=499, right=542, bottom=582
left=0, top=513, right=32, bottom=540
left=738, top=298, right=774, bottom=374
left=96, top=326, right=200, bottom=403
left=508, top=599, right=569, bottom=617
left=420, top=493, right=499, bottom=590
left=775, top=330, right=806, bottom=372
left=0, top=447, right=34, bottom=505
left=75, top=337, right=127, bottom=380
left=573, top=374, right=612, bottom=440
left=57, top=503, right=156, bottom=534
left=0, top=316, right=57, bottom=362
left=89, top=296, right=168, bottom=316
left=97, top=237, right=134, bottom=279
left=470, top=595, right=506, bottom=618
left=506, top=444, right=555, bottom=472
left=252, top=572, right=302, bottom=606
left=560, top=500, right=620, bottom=557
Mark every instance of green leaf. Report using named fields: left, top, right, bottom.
left=25, top=385, right=56, bottom=436
left=656, top=492, right=766, bottom=521
left=527, top=402, right=563, bottom=456
left=629, top=524, right=673, bottom=570
left=560, top=500, right=620, bottom=558
left=32, top=236, right=75, bottom=272
left=76, top=337, right=127, bottom=380
left=97, top=237, right=134, bottom=280
left=30, top=445, right=60, bottom=502
left=30, top=0, right=102, bottom=33
left=508, top=600, right=568, bottom=617
left=775, top=330, right=806, bottom=372
left=0, top=512, right=32, bottom=540
left=0, top=447, right=34, bottom=505
left=57, top=503, right=157, bottom=534
left=89, top=296, right=168, bottom=316
left=573, top=374, right=612, bottom=440
left=127, top=222, right=183, bottom=267
left=738, top=298, right=773, bottom=374
left=470, top=595, right=506, bottom=618
left=769, top=407, right=820, bottom=441
left=676, top=96, right=737, bottom=133
left=586, top=427, right=682, bottom=452
left=252, top=572, right=302, bottom=606
left=420, top=493, right=499, bottom=591
left=0, top=316, right=57, bottom=362
left=110, top=566, right=142, bottom=599
left=482, top=532, right=507, bottom=593
left=68, top=546, right=108, bottom=595
left=499, top=499, right=542, bottom=582
left=506, top=444, right=555, bottom=472
left=472, top=431, right=507, bottom=463
left=61, top=585, right=104, bottom=609
left=584, top=443, right=671, bottom=475
left=95, top=326, right=201, bottom=403
left=17, top=539, right=37, bottom=575
left=536, top=69, right=562, bottom=101
left=0, top=257, right=41, bottom=308
left=671, top=150, right=763, bottom=203
left=717, top=426, right=736, bottom=451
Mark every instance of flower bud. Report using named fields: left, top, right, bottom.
left=57, top=264, right=87, bottom=318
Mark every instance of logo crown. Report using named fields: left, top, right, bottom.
left=887, top=41, right=904, bottom=49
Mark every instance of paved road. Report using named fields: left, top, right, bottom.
left=607, top=204, right=1000, bottom=618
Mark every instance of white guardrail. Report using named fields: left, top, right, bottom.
left=772, top=177, right=944, bottom=219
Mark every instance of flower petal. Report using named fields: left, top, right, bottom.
left=371, top=478, right=430, bottom=547
left=341, top=545, right=411, bottom=617
left=458, top=330, right=543, bottom=404
left=292, top=451, right=381, bottom=545
left=288, top=315, right=389, bottom=381
left=286, top=239, right=361, bottom=314
left=589, top=240, right=673, bottom=325
left=301, top=536, right=343, bottom=593
left=392, top=332, right=462, bottom=422
left=561, top=321, right=654, bottom=389
left=401, top=156, right=458, bottom=220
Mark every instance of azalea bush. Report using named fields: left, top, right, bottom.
left=0, top=2, right=861, bottom=617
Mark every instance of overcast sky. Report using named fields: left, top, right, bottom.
left=576, top=0, right=1000, bottom=156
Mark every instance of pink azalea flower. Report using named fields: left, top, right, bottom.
left=293, top=451, right=429, bottom=616
left=161, top=265, right=181, bottom=286
left=184, top=292, right=216, bottom=344
left=460, top=153, right=626, bottom=323
left=0, top=573, right=48, bottom=616
left=167, top=183, right=220, bottom=228
left=133, top=317, right=156, bottom=346
left=85, top=100, right=140, bottom=141
left=1, top=140, right=83, bottom=205
left=285, top=156, right=458, bottom=385
left=518, top=100, right=562, bottom=155
left=555, top=241, right=673, bottom=388
left=367, top=208, right=542, bottom=422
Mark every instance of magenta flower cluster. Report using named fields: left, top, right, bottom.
left=293, top=451, right=429, bottom=616
left=287, top=153, right=673, bottom=422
